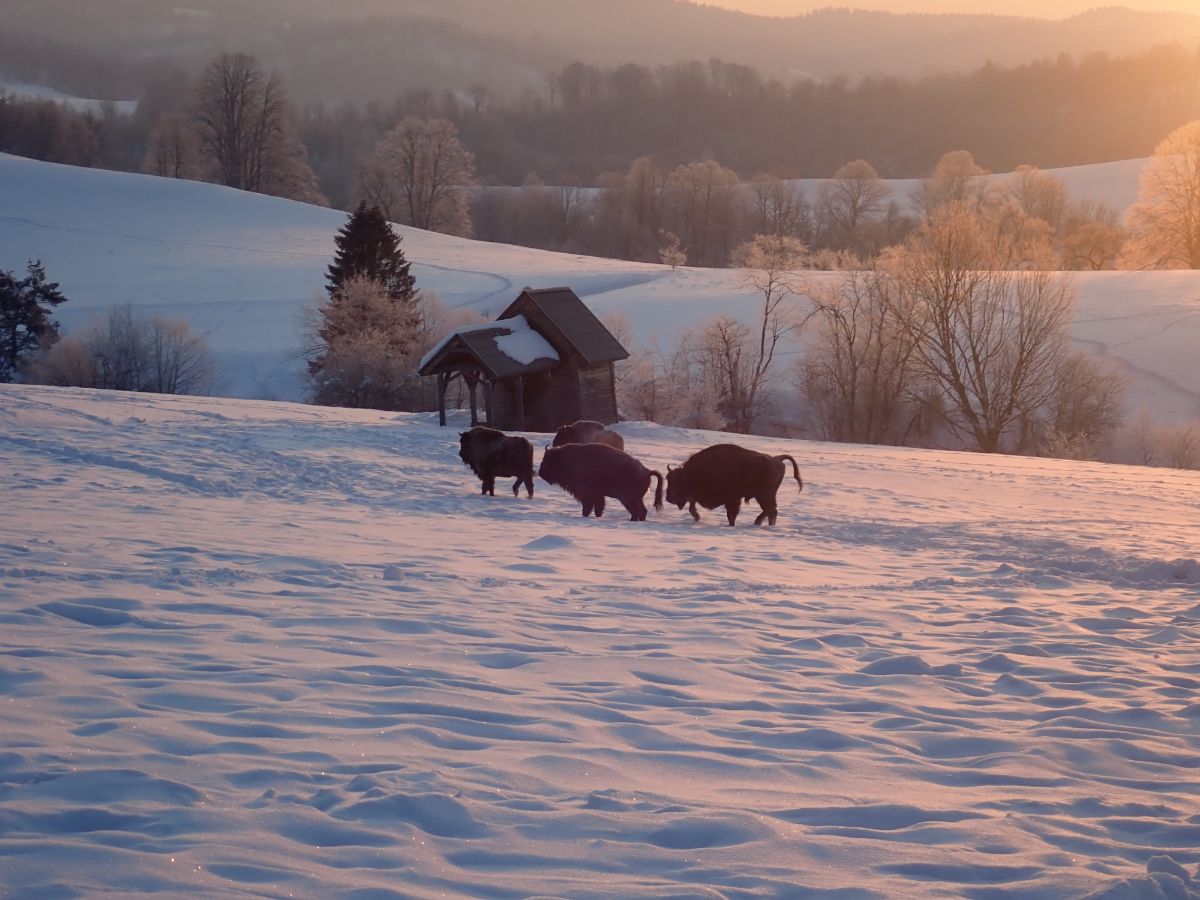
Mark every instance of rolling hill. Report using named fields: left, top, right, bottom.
left=0, top=152, right=1197, bottom=428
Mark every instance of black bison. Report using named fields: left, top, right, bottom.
left=458, top=426, right=535, bottom=498
left=551, top=419, right=625, bottom=452
left=538, top=443, right=663, bottom=521
left=665, top=443, right=803, bottom=526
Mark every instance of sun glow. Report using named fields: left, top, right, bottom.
left=701, top=0, right=1198, bottom=17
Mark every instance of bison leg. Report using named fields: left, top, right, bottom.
left=581, top=498, right=594, bottom=517
left=725, top=498, right=741, bottom=526
left=623, top=497, right=647, bottom=521
left=524, top=475, right=534, bottom=498
left=511, top=476, right=522, bottom=497
left=754, top=493, right=779, bottom=526
left=484, top=476, right=497, bottom=497
left=688, top=500, right=701, bottom=522
left=594, top=496, right=606, bottom=518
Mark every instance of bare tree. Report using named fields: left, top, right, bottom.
left=1160, top=420, right=1200, bottom=469
left=1036, top=351, right=1125, bottom=460
left=141, top=113, right=200, bottom=180
left=359, top=117, right=475, bottom=236
left=699, top=234, right=811, bottom=433
left=888, top=204, right=1075, bottom=453
left=32, top=305, right=215, bottom=395
left=664, top=160, right=742, bottom=268
left=801, top=267, right=926, bottom=444
left=143, top=315, right=216, bottom=395
left=191, top=53, right=324, bottom=204
left=1124, top=120, right=1200, bottom=269
left=817, top=159, right=891, bottom=255
left=749, top=174, right=811, bottom=241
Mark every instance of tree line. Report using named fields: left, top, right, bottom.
left=6, top=43, right=1200, bottom=210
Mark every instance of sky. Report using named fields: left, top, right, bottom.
left=702, top=1, right=1197, bottom=16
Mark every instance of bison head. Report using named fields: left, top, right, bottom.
left=458, top=432, right=474, bottom=467
left=665, top=464, right=689, bottom=509
left=538, top=446, right=564, bottom=486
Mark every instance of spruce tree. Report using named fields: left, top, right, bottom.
left=0, top=260, right=68, bottom=382
left=326, top=202, right=417, bottom=302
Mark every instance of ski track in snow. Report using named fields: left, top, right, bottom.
left=2, top=385, right=1199, bottom=898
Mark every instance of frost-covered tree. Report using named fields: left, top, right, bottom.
left=1062, top=201, right=1126, bottom=271
left=359, top=117, right=475, bottom=236
left=658, top=232, right=687, bottom=270
left=307, top=276, right=420, bottom=410
left=1124, top=120, right=1200, bottom=269
left=0, top=260, right=67, bottom=382
left=1002, top=165, right=1068, bottom=234
left=913, top=150, right=990, bottom=218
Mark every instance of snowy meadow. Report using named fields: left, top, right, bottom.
left=2, top=385, right=1199, bottom=898
left=3, top=153, right=1199, bottom=428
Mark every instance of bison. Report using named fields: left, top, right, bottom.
left=538, top=443, right=663, bottom=521
left=665, top=443, right=803, bottom=526
left=458, top=426, right=535, bottom=498
left=551, top=419, right=625, bottom=452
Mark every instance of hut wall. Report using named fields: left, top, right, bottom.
left=545, top=365, right=582, bottom=431
left=579, top=363, right=618, bottom=424
left=488, top=366, right=582, bottom=432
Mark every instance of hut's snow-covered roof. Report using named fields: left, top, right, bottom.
left=418, top=314, right=558, bottom=379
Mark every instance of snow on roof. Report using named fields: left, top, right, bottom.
left=418, top=318, right=508, bottom=372
left=493, top=314, right=558, bottom=366
left=417, top=314, right=558, bottom=372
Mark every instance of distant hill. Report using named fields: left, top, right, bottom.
left=3, top=0, right=1200, bottom=101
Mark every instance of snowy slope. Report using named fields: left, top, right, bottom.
left=1, top=153, right=1197, bottom=423
left=0, top=82, right=138, bottom=115
left=789, top=156, right=1147, bottom=222
left=1, top=384, right=1198, bottom=897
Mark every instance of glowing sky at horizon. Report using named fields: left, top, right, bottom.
left=701, top=0, right=1196, bottom=17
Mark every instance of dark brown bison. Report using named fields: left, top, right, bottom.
left=538, top=443, right=663, bottom=521
left=665, top=443, right=803, bottom=526
left=458, top=426, right=535, bottom=498
left=551, top=419, right=625, bottom=452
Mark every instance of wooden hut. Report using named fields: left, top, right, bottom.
left=418, top=287, right=628, bottom=433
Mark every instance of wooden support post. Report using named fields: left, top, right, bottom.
left=516, top=377, right=526, bottom=431
left=437, top=373, right=448, bottom=427
left=467, top=374, right=478, bottom=427
left=485, top=380, right=495, bottom=425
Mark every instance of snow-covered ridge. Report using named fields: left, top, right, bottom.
left=1, top=153, right=1197, bottom=423
left=1, top=384, right=1198, bottom=896
left=0, top=82, right=138, bottom=115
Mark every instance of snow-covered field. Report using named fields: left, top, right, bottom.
left=0, top=82, right=138, bottom=115
left=1, top=384, right=1198, bottom=897
left=1, top=153, right=1198, bottom=424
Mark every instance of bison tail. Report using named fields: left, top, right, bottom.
left=777, top=455, right=804, bottom=493
left=650, top=470, right=664, bottom=511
